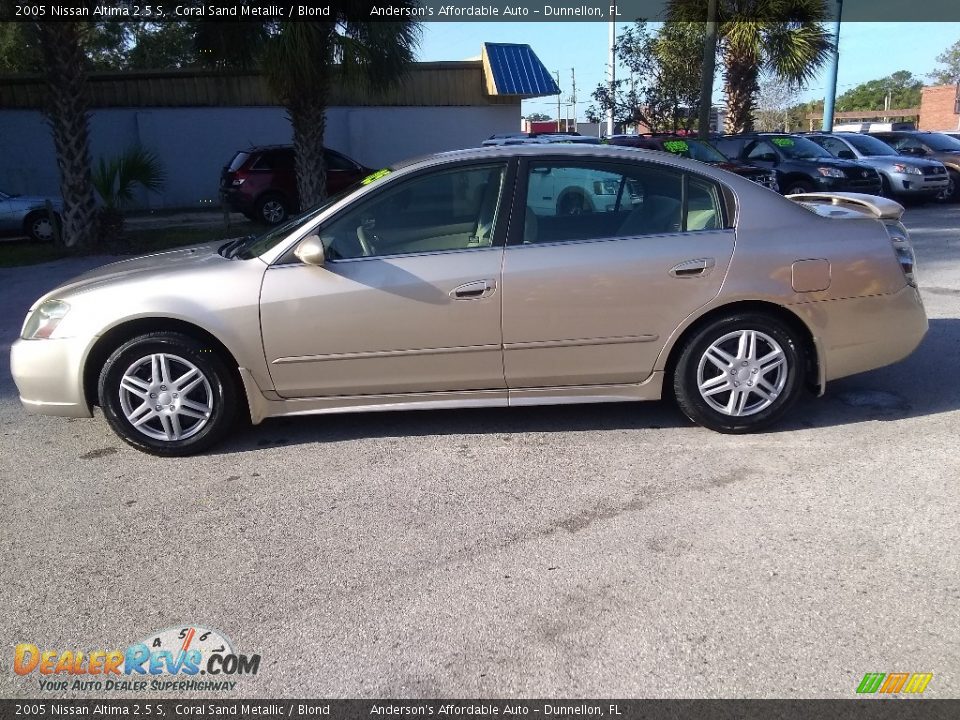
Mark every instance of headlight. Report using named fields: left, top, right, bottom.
left=231, top=178, right=245, bottom=186
left=817, top=167, right=846, bottom=178
left=892, top=163, right=923, bottom=176
left=21, top=300, right=71, bottom=340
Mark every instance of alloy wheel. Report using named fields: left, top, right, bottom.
left=261, top=200, right=286, bottom=224
left=696, top=330, right=789, bottom=417
left=31, top=216, right=54, bottom=241
left=118, top=353, right=213, bottom=441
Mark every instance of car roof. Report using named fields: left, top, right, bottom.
left=391, top=143, right=735, bottom=178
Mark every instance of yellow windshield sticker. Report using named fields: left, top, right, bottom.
left=361, top=169, right=391, bottom=185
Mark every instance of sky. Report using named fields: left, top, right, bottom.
left=416, top=22, right=960, bottom=121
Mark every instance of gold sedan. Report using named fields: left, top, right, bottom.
left=11, top=145, right=927, bottom=455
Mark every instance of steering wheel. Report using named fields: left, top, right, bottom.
left=356, top=225, right=378, bottom=257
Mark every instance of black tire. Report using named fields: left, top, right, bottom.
left=98, top=332, right=238, bottom=456
left=939, top=170, right=960, bottom=203
left=783, top=179, right=814, bottom=196
left=879, top=174, right=892, bottom=198
left=255, top=193, right=289, bottom=225
left=673, top=313, right=805, bottom=434
left=24, top=210, right=56, bottom=242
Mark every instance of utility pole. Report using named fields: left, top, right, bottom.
left=570, top=68, right=577, bottom=133
left=821, top=0, right=844, bottom=132
left=607, top=17, right=616, bottom=136
left=555, top=70, right=562, bottom=131
left=697, top=0, right=718, bottom=138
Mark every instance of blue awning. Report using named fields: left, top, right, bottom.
left=482, top=43, right=560, bottom=99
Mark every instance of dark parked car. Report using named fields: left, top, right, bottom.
left=220, top=145, right=370, bottom=225
left=0, top=189, right=62, bottom=242
left=606, top=134, right=779, bottom=191
left=867, top=130, right=960, bottom=202
left=712, top=133, right=882, bottom=196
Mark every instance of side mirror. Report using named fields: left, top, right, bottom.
left=837, top=149, right=856, bottom=160
left=294, top=234, right=326, bottom=266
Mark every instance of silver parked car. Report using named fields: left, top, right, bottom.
left=10, top=145, right=927, bottom=456
left=805, top=132, right=949, bottom=201
left=0, top=189, right=62, bottom=242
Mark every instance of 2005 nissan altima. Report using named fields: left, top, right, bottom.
left=11, top=145, right=927, bottom=456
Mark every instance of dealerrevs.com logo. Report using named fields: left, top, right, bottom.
left=13, top=625, right=260, bottom=692
left=856, top=672, right=933, bottom=695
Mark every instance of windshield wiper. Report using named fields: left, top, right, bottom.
left=219, top=235, right=254, bottom=259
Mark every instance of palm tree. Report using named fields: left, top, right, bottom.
left=670, top=0, right=833, bottom=133
left=32, top=22, right=99, bottom=248
left=92, top=145, right=166, bottom=242
left=260, top=13, right=421, bottom=209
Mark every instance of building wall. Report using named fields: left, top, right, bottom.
left=0, top=104, right=519, bottom=208
left=919, top=84, right=960, bottom=131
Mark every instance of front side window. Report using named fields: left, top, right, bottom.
left=521, top=161, right=722, bottom=244
left=319, top=163, right=507, bottom=260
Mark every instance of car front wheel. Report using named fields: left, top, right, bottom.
left=98, top=332, right=238, bottom=456
left=673, top=314, right=805, bottom=433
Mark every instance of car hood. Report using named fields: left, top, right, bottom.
left=713, top=160, right=768, bottom=176
left=38, top=242, right=237, bottom=305
left=855, top=155, right=942, bottom=170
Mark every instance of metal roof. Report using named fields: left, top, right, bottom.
left=482, top=43, right=561, bottom=99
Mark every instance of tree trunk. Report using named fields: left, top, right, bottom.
left=723, top=50, right=761, bottom=134
left=36, top=22, right=98, bottom=249
left=289, top=97, right=328, bottom=211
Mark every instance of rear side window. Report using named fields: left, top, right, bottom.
left=325, top=150, right=358, bottom=171
left=520, top=161, right=725, bottom=245
left=227, top=152, right=249, bottom=172
left=712, top=138, right=744, bottom=159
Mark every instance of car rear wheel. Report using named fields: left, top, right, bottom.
left=255, top=193, right=289, bottom=225
left=98, top=332, right=238, bottom=456
left=673, top=313, right=805, bottom=434
left=24, top=211, right=56, bottom=242
left=784, top=180, right=814, bottom=196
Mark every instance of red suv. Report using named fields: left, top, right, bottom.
left=220, top=145, right=371, bottom=225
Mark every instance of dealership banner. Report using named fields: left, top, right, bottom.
left=3, top=700, right=960, bottom=719
left=3, top=0, right=960, bottom=22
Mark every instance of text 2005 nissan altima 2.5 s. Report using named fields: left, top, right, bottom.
left=11, top=145, right=928, bottom=456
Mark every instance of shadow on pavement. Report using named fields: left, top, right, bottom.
left=209, top=318, right=960, bottom=455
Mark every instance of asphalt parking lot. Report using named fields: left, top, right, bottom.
left=1, top=204, right=959, bottom=699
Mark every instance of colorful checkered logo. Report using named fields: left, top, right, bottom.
left=856, top=673, right=933, bottom=694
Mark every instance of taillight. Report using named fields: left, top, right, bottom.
left=884, top=220, right=916, bottom=286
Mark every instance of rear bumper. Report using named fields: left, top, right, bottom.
left=10, top=336, right=93, bottom=418
left=801, top=285, right=928, bottom=383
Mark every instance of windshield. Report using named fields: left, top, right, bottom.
left=920, top=133, right=960, bottom=151
left=228, top=170, right=394, bottom=260
left=659, top=138, right=728, bottom=163
left=842, top=134, right=898, bottom=156
left=767, top=135, right=832, bottom=160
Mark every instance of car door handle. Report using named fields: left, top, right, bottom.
left=451, top=279, right=496, bottom=300
left=670, top=258, right=715, bottom=278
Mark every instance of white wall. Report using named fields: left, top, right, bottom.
left=0, top=104, right=519, bottom=208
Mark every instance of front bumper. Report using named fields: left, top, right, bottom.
left=219, top=188, right=254, bottom=214
left=10, top=336, right=93, bottom=418
left=886, top=172, right=949, bottom=195
left=817, top=175, right=883, bottom=195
